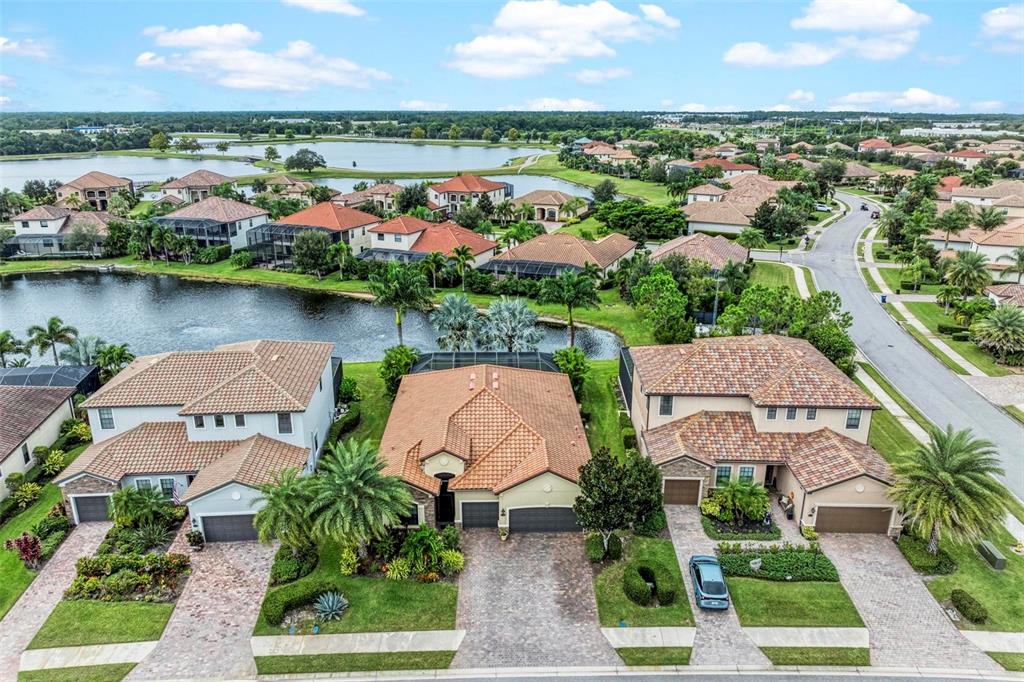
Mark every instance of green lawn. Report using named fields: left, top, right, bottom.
left=18, top=664, right=136, bottom=682
left=1006, top=405, right=1024, bottom=425
left=617, top=647, right=691, bottom=666
left=340, top=362, right=390, bottom=447
left=593, top=536, right=694, bottom=627
left=902, top=323, right=969, bottom=375
left=749, top=261, right=799, bottom=293
left=876, top=266, right=942, bottom=295
left=760, top=647, right=870, bottom=666
left=851, top=363, right=930, bottom=464
left=903, top=302, right=1010, bottom=377
left=252, top=541, right=457, bottom=636
left=871, top=242, right=892, bottom=261
left=554, top=215, right=603, bottom=238
left=727, top=578, right=863, bottom=627
left=523, top=154, right=671, bottom=204
left=29, top=601, right=174, bottom=649
left=582, top=360, right=625, bottom=461
left=254, top=651, right=455, bottom=675
left=990, top=652, right=1024, bottom=671
left=799, top=266, right=817, bottom=295
left=860, top=268, right=882, bottom=293
left=856, top=363, right=932, bottom=431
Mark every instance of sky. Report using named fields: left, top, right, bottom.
left=0, top=0, right=1021, bottom=114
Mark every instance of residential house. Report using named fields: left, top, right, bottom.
left=155, top=196, right=269, bottom=251
left=840, top=162, right=881, bottom=185
left=5, top=206, right=113, bottom=256
left=891, top=143, right=935, bottom=158
left=754, top=138, right=778, bottom=153
left=620, top=336, right=901, bottom=535
left=333, top=182, right=406, bottom=212
left=54, top=171, right=133, bottom=211
left=55, top=340, right=338, bottom=541
left=650, top=232, right=749, bottom=271
left=857, top=138, right=891, bottom=153
left=987, top=283, right=1024, bottom=308
left=511, top=189, right=587, bottom=222
left=248, top=202, right=381, bottom=266
left=263, top=175, right=327, bottom=207
left=925, top=218, right=1024, bottom=282
left=709, top=142, right=740, bottom=158
left=160, top=170, right=237, bottom=203
left=780, top=152, right=802, bottom=161
left=824, top=142, right=854, bottom=153
left=359, top=216, right=497, bottom=266
left=720, top=174, right=798, bottom=205
left=482, top=232, right=635, bottom=278
left=580, top=142, right=618, bottom=162
left=682, top=201, right=756, bottom=235
left=789, top=141, right=815, bottom=152
left=951, top=180, right=1024, bottom=211
left=1, top=386, right=77, bottom=500
left=948, top=149, right=991, bottom=169
left=380, top=363, right=590, bottom=532
left=685, top=184, right=729, bottom=203
left=608, top=148, right=640, bottom=167
left=427, top=174, right=511, bottom=216
left=670, top=158, right=758, bottom=179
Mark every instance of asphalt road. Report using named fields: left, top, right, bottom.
left=776, top=192, right=1023, bottom=498
left=425, top=674, right=1006, bottom=682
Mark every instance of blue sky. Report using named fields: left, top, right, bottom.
left=1, top=0, right=1021, bottom=113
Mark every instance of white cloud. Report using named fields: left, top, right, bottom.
left=0, top=36, right=50, bottom=59
left=281, top=0, right=364, bottom=16
left=448, top=0, right=677, bottom=79
left=0, top=74, right=15, bottom=87
left=837, top=30, right=919, bottom=60
left=791, top=0, right=929, bottom=32
left=399, top=100, right=450, bottom=111
left=503, top=97, right=604, bottom=111
left=828, top=87, right=959, bottom=112
left=674, top=102, right=739, bottom=112
left=136, top=24, right=389, bottom=92
left=660, top=98, right=674, bottom=108
left=919, top=52, right=965, bottom=66
left=639, top=4, right=681, bottom=29
left=787, top=89, right=815, bottom=103
left=981, top=4, right=1024, bottom=53
left=767, top=104, right=797, bottom=112
left=0, top=96, right=10, bottom=105
left=571, top=67, right=631, bottom=84
left=970, top=100, right=1006, bottom=112
left=723, top=41, right=840, bottom=67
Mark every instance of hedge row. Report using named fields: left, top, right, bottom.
left=717, top=544, right=839, bottom=582
left=938, top=323, right=968, bottom=335
left=327, top=404, right=362, bottom=444
left=897, top=535, right=957, bottom=575
left=261, top=576, right=341, bottom=625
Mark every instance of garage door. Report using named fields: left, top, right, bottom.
left=664, top=479, right=701, bottom=505
left=202, top=514, right=258, bottom=542
left=509, top=507, right=580, bottom=532
left=815, top=506, right=892, bottom=533
left=461, top=502, right=499, bottom=528
left=73, top=495, right=111, bottom=522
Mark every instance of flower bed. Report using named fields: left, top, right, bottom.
left=717, top=542, right=839, bottom=582
left=65, top=552, right=191, bottom=602
left=700, top=514, right=781, bottom=541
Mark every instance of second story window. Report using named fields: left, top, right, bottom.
left=377, top=233, right=384, bottom=241
left=806, top=408, right=817, bottom=421
left=235, top=414, right=245, bottom=427
left=394, top=234, right=401, bottom=243
left=277, top=412, right=293, bottom=435
left=658, top=395, right=673, bottom=416
left=786, top=407, right=797, bottom=420
left=846, top=408, right=862, bottom=429
left=98, top=408, right=114, bottom=430
left=766, top=407, right=777, bottom=421
left=193, top=415, right=205, bottom=429
left=739, top=466, right=754, bottom=483
left=214, top=415, right=225, bottom=428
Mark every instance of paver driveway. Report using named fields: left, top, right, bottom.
left=0, top=522, right=110, bottom=681
left=451, top=530, right=619, bottom=668
left=819, top=534, right=999, bottom=670
left=665, top=506, right=769, bottom=668
left=127, top=540, right=275, bottom=680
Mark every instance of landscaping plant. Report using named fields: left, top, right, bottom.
left=440, top=524, right=460, bottom=552
left=438, top=549, right=465, bottom=576
left=338, top=545, right=359, bottom=576
left=384, top=557, right=412, bottom=581
left=5, top=532, right=42, bottom=569
left=950, top=589, right=988, bottom=624
left=313, top=591, right=349, bottom=622
left=12, top=482, right=41, bottom=509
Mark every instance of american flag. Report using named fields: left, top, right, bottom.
left=171, top=481, right=181, bottom=505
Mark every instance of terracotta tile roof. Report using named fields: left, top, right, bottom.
left=82, top=340, right=333, bottom=414
left=791, top=141, right=814, bottom=150
left=60, top=211, right=114, bottom=236
left=164, top=196, right=268, bottom=223
left=581, top=142, right=617, bottom=156
left=939, top=176, right=963, bottom=191
left=687, top=159, right=758, bottom=172
left=893, top=144, right=933, bottom=154
left=609, top=149, right=638, bottom=160
left=683, top=201, right=751, bottom=227
left=686, top=184, right=728, bottom=196
left=276, top=202, right=379, bottom=232
left=884, top=168, right=918, bottom=177
left=60, top=171, right=131, bottom=190
left=858, top=138, right=891, bottom=149
left=153, top=194, right=185, bottom=206
left=781, top=153, right=801, bottom=160
left=721, top=174, right=798, bottom=205
left=642, top=411, right=892, bottom=491
left=380, top=365, right=590, bottom=494
left=952, top=180, right=1024, bottom=200
left=650, top=232, right=747, bottom=270
left=410, top=221, right=497, bottom=257
left=11, top=205, right=72, bottom=221
left=950, top=149, right=991, bottom=159
left=369, top=215, right=431, bottom=235
left=843, top=162, right=881, bottom=179
left=994, top=194, right=1024, bottom=208
left=430, top=174, right=506, bottom=193
left=630, top=336, right=877, bottom=409
left=161, top=170, right=235, bottom=189
left=181, top=434, right=308, bottom=501
left=0, top=386, right=75, bottom=461
left=972, top=219, right=1024, bottom=247
left=512, top=189, right=578, bottom=206
left=987, top=283, right=1024, bottom=307
left=491, top=232, right=635, bottom=269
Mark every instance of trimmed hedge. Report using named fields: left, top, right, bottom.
left=622, top=559, right=678, bottom=607
left=607, top=533, right=623, bottom=561
left=194, top=244, right=232, bottom=264
left=938, top=323, right=968, bottom=335
left=327, top=404, right=362, bottom=444
left=585, top=534, right=605, bottom=563
left=951, top=331, right=970, bottom=342
left=634, top=510, right=667, bottom=537
left=897, top=535, right=957, bottom=575
left=622, top=427, right=637, bottom=450
left=951, top=589, right=987, bottom=624
left=261, top=576, right=340, bottom=626
left=717, top=543, right=839, bottom=582
left=269, top=546, right=319, bottom=586
left=700, top=514, right=781, bottom=541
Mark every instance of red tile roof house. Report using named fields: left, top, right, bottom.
left=159, top=169, right=237, bottom=203
left=948, top=149, right=993, bottom=170
left=380, top=364, right=591, bottom=532
left=5, top=206, right=114, bottom=257
left=248, top=202, right=381, bottom=267
left=358, top=215, right=498, bottom=267
left=987, top=283, right=1024, bottom=308
left=154, top=196, right=269, bottom=251
left=1, top=386, right=76, bottom=501
left=427, top=174, right=512, bottom=217
left=857, top=138, right=892, bottom=153
left=620, top=336, right=903, bottom=535
left=511, top=189, right=587, bottom=222
left=669, top=158, right=759, bottom=179
left=54, top=171, right=134, bottom=211
left=54, top=340, right=338, bottom=541
left=334, top=182, right=406, bottom=212
left=483, top=232, right=636, bottom=279
left=649, top=232, right=749, bottom=272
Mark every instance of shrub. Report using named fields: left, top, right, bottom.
left=269, top=546, right=317, bottom=585
left=385, top=557, right=411, bottom=581
left=5, top=532, right=42, bottom=569
left=314, top=591, right=349, bottom=621
left=338, top=376, right=361, bottom=404
left=195, top=244, right=232, bottom=264
left=440, top=524, right=460, bottom=552
left=186, top=530, right=205, bottom=547
left=699, top=496, right=721, bottom=519
left=700, top=515, right=781, bottom=541
left=60, top=417, right=83, bottom=435
left=32, top=513, right=70, bottom=541
left=897, top=534, right=957, bottom=575
left=439, top=549, right=465, bottom=576
left=338, top=545, right=359, bottom=576
left=327, top=404, right=361, bottom=443
left=372, top=532, right=401, bottom=562
left=5, top=472, right=25, bottom=493
left=585, top=533, right=606, bottom=563
left=416, top=571, right=441, bottom=583
left=401, top=526, right=444, bottom=572
left=938, top=323, right=968, bottom=335
left=622, top=559, right=678, bottom=606
left=618, top=412, right=632, bottom=430
left=622, top=427, right=637, bottom=450
left=69, top=422, right=92, bottom=443
left=634, top=510, right=667, bottom=537
left=951, top=331, right=970, bottom=341
left=716, top=544, right=838, bottom=582
left=951, top=589, right=988, bottom=623
left=40, top=530, right=67, bottom=560
left=41, top=450, right=67, bottom=477
left=13, top=482, right=41, bottom=509
left=623, top=563, right=652, bottom=605
left=131, top=522, right=172, bottom=553
left=260, top=576, right=339, bottom=625
left=229, top=250, right=254, bottom=269
left=606, top=533, right=623, bottom=560
left=379, top=345, right=418, bottom=398
left=801, top=525, right=818, bottom=541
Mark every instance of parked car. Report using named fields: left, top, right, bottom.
left=814, top=203, right=833, bottom=212
left=871, top=210, right=880, bottom=219
left=689, top=555, right=730, bottom=610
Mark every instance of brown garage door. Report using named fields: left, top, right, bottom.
left=815, top=506, right=891, bottom=533
left=664, top=479, right=701, bottom=505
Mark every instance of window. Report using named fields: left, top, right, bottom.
left=160, top=478, right=175, bottom=498
left=234, top=414, right=245, bottom=427
left=739, top=466, right=755, bottom=483
left=846, top=408, right=862, bottom=429
left=136, top=479, right=153, bottom=490
left=98, top=408, right=114, bottom=430
left=806, top=407, right=817, bottom=420
left=377, top=233, right=384, bottom=241
left=318, top=377, right=323, bottom=392
left=21, top=221, right=28, bottom=228
left=715, top=466, right=732, bottom=486
left=658, top=395, right=673, bottom=416
left=193, top=415, right=205, bottom=429
left=40, top=221, right=48, bottom=228
left=399, top=503, right=419, bottom=526
left=214, top=414, right=225, bottom=428
left=786, top=407, right=797, bottom=421
left=22, top=443, right=30, bottom=464
left=766, top=407, right=777, bottom=420
left=394, top=234, right=401, bottom=242
left=313, top=433, right=318, bottom=453
left=277, top=413, right=293, bottom=434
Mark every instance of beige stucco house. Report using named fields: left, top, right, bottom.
left=160, top=169, right=237, bottom=203
left=1, top=386, right=76, bottom=500
left=485, top=232, right=636, bottom=278
left=55, top=171, right=134, bottom=211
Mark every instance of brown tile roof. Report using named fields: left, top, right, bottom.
left=61, top=211, right=114, bottom=236
left=161, top=170, right=235, bottom=189
left=683, top=201, right=751, bottom=227
left=787, top=428, right=892, bottom=490
left=164, top=196, right=268, bottom=223
left=11, top=205, right=72, bottom=221
left=82, top=340, right=333, bottom=414
left=512, top=189, right=578, bottom=206
left=686, top=184, right=728, bottom=196
left=492, top=232, right=635, bottom=269
left=369, top=215, right=431, bottom=235
left=843, top=162, right=881, bottom=179
left=987, top=283, right=1024, bottom=307
left=972, top=219, right=1024, bottom=247
left=430, top=174, right=506, bottom=193
left=994, top=194, right=1024, bottom=208
left=276, top=202, right=379, bottom=232
left=60, top=171, right=131, bottom=191
left=153, top=194, right=185, bottom=206
left=650, top=232, right=748, bottom=270
left=630, top=336, right=878, bottom=409
left=410, top=221, right=497, bottom=257
left=721, top=174, right=798, bottom=205
left=0, top=386, right=75, bottom=461
left=181, top=434, right=308, bottom=501
left=687, top=159, right=758, bottom=172
left=950, top=149, right=991, bottom=159
left=380, top=365, right=590, bottom=494
left=953, top=180, right=1024, bottom=200
left=858, top=138, right=891, bottom=149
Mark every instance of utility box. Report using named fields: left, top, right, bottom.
left=978, top=540, right=1006, bottom=570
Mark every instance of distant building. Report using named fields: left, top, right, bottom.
left=5, top=206, right=112, bottom=256
left=160, top=170, right=237, bottom=203
left=483, top=232, right=635, bottom=278
left=857, top=138, right=892, bottom=153
left=427, top=175, right=511, bottom=216
left=248, top=202, right=381, bottom=267
left=155, top=196, right=269, bottom=251
left=511, top=190, right=587, bottom=222
left=55, top=171, right=133, bottom=211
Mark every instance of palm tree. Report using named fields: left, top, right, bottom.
left=962, top=167, right=993, bottom=188
left=421, top=251, right=447, bottom=290
left=538, top=271, right=600, bottom=347
left=109, top=486, right=168, bottom=527
left=891, top=426, right=1011, bottom=554
left=0, top=330, right=26, bottom=368
left=944, top=250, right=991, bottom=296
left=580, top=261, right=602, bottom=281
left=736, top=228, right=768, bottom=260
left=151, top=225, right=175, bottom=264
left=937, top=284, right=961, bottom=315
left=904, top=256, right=936, bottom=292
left=449, top=244, right=475, bottom=291
left=494, top=200, right=514, bottom=227
left=935, top=202, right=972, bottom=250
left=515, top=201, right=535, bottom=222
left=430, top=293, right=480, bottom=351
left=26, top=316, right=78, bottom=365
left=252, top=468, right=315, bottom=551
left=367, top=261, right=434, bottom=346
left=177, top=235, right=198, bottom=264
left=306, top=439, right=412, bottom=546
left=95, top=343, right=135, bottom=381
left=561, top=196, right=587, bottom=220
left=133, top=220, right=156, bottom=261
left=974, top=206, right=1007, bottom=232
left=477, top=297, right=545, bottom=352
left=715, top=480, right=768, bottom=525
left=998, top=246, right=1024, bottom=283
left=328, top=241, right=352, bottom=278
left=59, top=335, right=106, bottom=365
left=7, top=358, right=29, bottom=367
left=971, top=304, right=1024, bottom=363
left=504, top=220, right=539, bottom=247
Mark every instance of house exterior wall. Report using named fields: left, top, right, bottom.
left=644, top=395, right=751, bottom=430
left=498, top=472, right=580, bottom=528
left=87, top=406, right=181, bottom=442
left=61, top=474, right=118, bottom=521
left=12, top=217, right=69, bottom=235
left=230, top=214, right=270, bottom=251
left=973, top=242, right=1016, bottom=263
left=372, top=230, right=421, bottom=252
left=688, top=220, right=746, bottom=236
left=751, top=406, right=872, bottom=443
left=0, top=399, right=74, bottom=500
left=710, top=462, right=772, bottom=489
left=422, top=453, right=465, bottom=477
left=344, top=225, right=376, bottom=254
left=658, top=457, right=712, bottom=500
left=801, top=475, right=900, bottom=535
left=187, top=482, right=264, bottom=534
left=471, top=248, right=496, bottom=268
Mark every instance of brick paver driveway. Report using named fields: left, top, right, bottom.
left=819, top=534, right=1000, bottom=670
left=0, top=522, right=110, bottom=681
left=451, top=530, right=619, bottom=668
left=665, top=506, right=769, bottom=668
left=128, top=540, right=275, bottom=680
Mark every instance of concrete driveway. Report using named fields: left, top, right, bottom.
left=450, top=530, right=619, bottom=668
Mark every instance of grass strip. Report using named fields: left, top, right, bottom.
left=617, top=647, right=691, bottom=666
left=29, top=601, right=174, bottom=649
left=254, top=651, right=455, bottom=674
left=760, top=647, right=870, bottom=666
left=18, top=664, right=136, bottom=682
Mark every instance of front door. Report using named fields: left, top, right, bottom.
left=435, top=473, right=455, bottom=526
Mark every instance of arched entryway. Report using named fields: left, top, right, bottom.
left=435, top=472, right=455, bottom=526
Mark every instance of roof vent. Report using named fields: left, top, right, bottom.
left=492, top=372, right=499, bottom=390
left=271, top=354, right=281, bottom=362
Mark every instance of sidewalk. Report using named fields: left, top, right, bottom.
left=21, top=641, right=157, bottom=672
left=890, top=301, right=986, bottom=377
left=744, top=627, right=869, bottom=648
left=855, top=368, right=930, bottom=444
left=251, top=630, right=466, bottom=657
left=601, top=627, right=694, bottom=648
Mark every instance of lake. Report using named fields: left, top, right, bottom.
left=0, top=156, right=263, bottom=192
left=0, top=272, right=620, bottom=362
left=315, top=174, right=594, bottom=199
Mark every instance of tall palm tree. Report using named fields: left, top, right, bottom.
left=561, top=196, right=587, bottom=220
left=891, top=426, right=1011, bottom=554
left=0, top=330, right=26, bottom=368
left=997, top=246, right=1024, bottom=283
left=133, top=220, right=156, bottom=261
left=306, top=439, right=412, bottom=546
left=252, top=468, right=315, bottom=551
left=538, top=271, right=600, bottom=347
left=449, top=244, right=475, bottom=291
left=151, top=225, right=175, bottom=264
left=494, top=200, right=514, bottom=227
left=736, top=227, right=768, bottom=260
left=935, top=202, right=972, bottom=250
left=477, top=297, right=545, bottom=352
left=580, top=261, right=602, bottom=281
left=367, top=261, right=433, bottom=346
left=971, top=304, right=1024, bottom=363
left=944, top=250, right=991, bottom=296
left=515, top=201, right=535, bottom=222
left=430, top=293, right=480, bottom=351
left=973, top=206, right=1007, bottom=233
left=421, top=251, right=447, bottom=290
left=177, top=235, right=198, bottom=264
left=328, top=241, right=352, bottom=278
left=95, top=343, right=135, bottom=381
left=504, top=220, right=539, bottom=247
left=26, top=316, right=78, bottom=366
left=936, top=284, right=961, bottom=315
left=59, top=335, right=106, bottom=365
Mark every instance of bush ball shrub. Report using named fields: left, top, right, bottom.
left=634, top=510, right=667, bottom=537
left=585, top=533, right=606, bottom=563
left=951, top=589, right=988, bottom=624
left=606, top=533, right=623, bottom=561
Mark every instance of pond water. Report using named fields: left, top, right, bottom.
left=0, top=272, right=620, bottom=362
left=0, top=156, right=263, bottom=192
left=315, top=174, right=594, bottom=199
